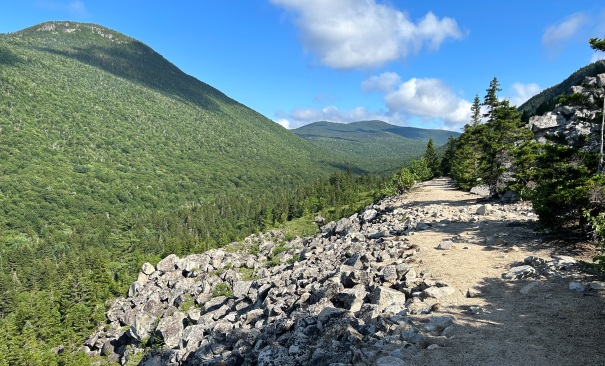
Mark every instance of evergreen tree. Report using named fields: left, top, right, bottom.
left=480, top=100, right=531, bottom=194
left=451, top=78, right=532, bottom=195
left=483, top=77, right=502, bottom=120
left=470, top=94, right=482, bottom=126
left=440, top=135, right=456, bottom=176
left=589, top=36, right=605, bottom=52
left=424, top=138, right=441, bottom=178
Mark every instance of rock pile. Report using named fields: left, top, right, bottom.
left=84, top=196, right=540, bottom=365
left=528, top=72, right=605, bottom=152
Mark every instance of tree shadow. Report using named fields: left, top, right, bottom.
left=0, top=47, right=25, bottom=66
left=418, top=273, right=605, bottom=365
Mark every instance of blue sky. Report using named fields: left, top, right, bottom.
left=1, top=1, right=604, bottom=131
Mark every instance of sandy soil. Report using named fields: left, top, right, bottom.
left=397, top=178, right=605, bottom=366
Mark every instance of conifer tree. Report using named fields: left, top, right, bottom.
left=470, top=94, right=482, bottom=126
left=424, top=138, right=440, bottom=178
left=483, top=77, right=502, bottom=120
left=589, top=36, right=605, bottom=52
left=440, top=135, right=456, bottom=176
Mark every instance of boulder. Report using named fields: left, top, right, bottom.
left=156, top=254, right=180, bottom=272
left=128, top=313, right=156, bottom=342
left=371, top=286, right=407, bottom=309
left=503, top=265, right=537, bottom=280
left=155, top=311, right=186, bottom=349
left=470, top=185, right=490, bottom=197
left=476, top=204, right=492, bottom=216
left=423, top=286, right=455, bottom=299
left=436, top=240, right=454, bottom=250
left=141, top=262, right=155, bottom=275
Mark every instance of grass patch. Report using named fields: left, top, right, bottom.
left=212, top=282, right=233, bottom=298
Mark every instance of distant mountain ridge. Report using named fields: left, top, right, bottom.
left=293, top=120, right=459, bottom=173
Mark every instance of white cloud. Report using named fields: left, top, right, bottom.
left=270, top=0, right=464, bottom=69
left=384, top=77, right=471, bottom=130
left=276, top=119, right=290, bottom=129
left=278, top=74, right=472, bottom=131
left=36, top=0, right=88, bottom=17
left=542, top=13, right=588, bottom=49
left=275, top=105, right=386, bottom=129
left=592, top=52, right=605, bottom=63
left=509, top=82, right=542, bottom=107
left=361, top=72, right=401, bottom=93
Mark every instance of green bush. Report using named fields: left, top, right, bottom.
left=212, top=282, right=233, bottom=298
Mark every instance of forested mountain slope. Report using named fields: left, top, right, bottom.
left=0, top=21, right=350, bottom=235
left=293, top=120, right=459, bottom=173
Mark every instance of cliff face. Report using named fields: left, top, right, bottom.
left=528, top=73, right=605, bottom=152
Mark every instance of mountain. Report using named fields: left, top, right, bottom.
left=0, top=21, right=353, bottom=235
left=0, top=21, right=394, bottom=363
left=518, top=60, right=605, bottom=120
left=293, top=120, right=459, bottom=173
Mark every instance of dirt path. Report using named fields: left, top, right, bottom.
left=397, top=178, right=605, bottom=366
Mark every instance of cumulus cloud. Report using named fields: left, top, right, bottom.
left=509, top=82, right=542, bottom=107
left=276, top=119, right=290, bottom=129
left=275, top=105, right=385, bottom=129
left=542, top=13, right=588, bottom=50
left=270, top=0, right=464, bottom=69
left=383, top=77, right=471, bottom=130
left=36, top=0, right=88, bottom=17
left=361, top=72, right=401, bottom=93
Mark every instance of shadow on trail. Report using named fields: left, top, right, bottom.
left=420, top=274, right=605, bottom=366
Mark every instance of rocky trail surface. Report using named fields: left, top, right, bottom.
left=86, top=178, right=605, bottom=366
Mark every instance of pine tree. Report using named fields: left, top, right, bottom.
left=480, top=100, right=531, bottom=194
left=589, top=36, right=605, bottom=52
left=440, top=135, right=456, bottom=176
left=483, top=77, right=502, bottom=120
left=424, top=138, right=440, bottom=178
left=470, top=94, right=482, bottom=126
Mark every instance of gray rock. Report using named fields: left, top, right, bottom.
left=519, top=281, right=541, bottom=295
left=436, top=240, right=454, bottom=250
left=362, top=208, right=379, bottom=222
left=476, top=204, right=492, bottom=215
left=376, top=356, right=406, bottom=366
left=335, top=287, right=367, bottom=312
left=128, top=313, right=156, bottom=342
left=233, top=281, right=253, bottom=298
left=372, top=286, right=407, bottom=309
left=569, top=281, right=586, bottom=292
left=141, top=262, right=155, bottom=275
left=381, top=265, right=399, bottom=282
left=155, top=311, right=186, bottom=349
left=503, top=265, right=537, bottom=280
left=156, top=254, right=179, bottom=272
left=529, top=112, right=567, bottom=132
left=317, top=307, right=345, bottom=324
left=423, top=286, right=455, bottom=299
left=470, top=185, right=490, bottom=197
left=422, top=315, right=455, bottom=333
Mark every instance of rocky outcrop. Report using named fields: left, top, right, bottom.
left=528, top=73, right=605, bottom=152
left=85, top=196, right=538, bottom=365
